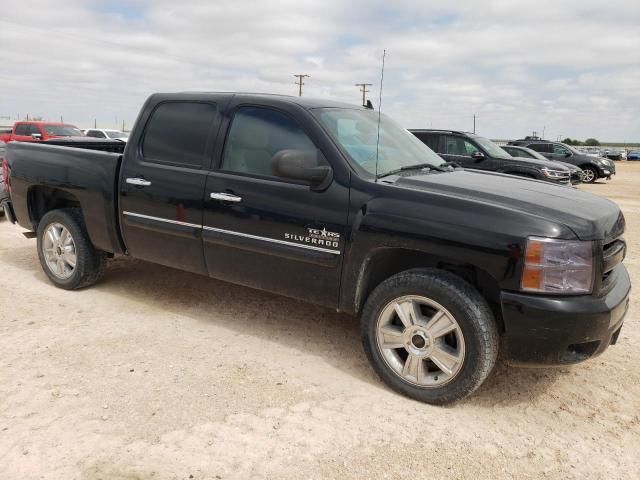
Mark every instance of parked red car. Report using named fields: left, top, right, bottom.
left=8, top=121, right=84, bottom=142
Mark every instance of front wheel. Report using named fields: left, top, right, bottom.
left=37, top=208, right=107, bottom=290
left=361, top=269, right=499, bottom=404
left=581, top=166, right=598, bottom=183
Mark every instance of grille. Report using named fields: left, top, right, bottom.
left=601, top=239, right=625, bottom=288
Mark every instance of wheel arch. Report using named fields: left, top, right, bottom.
left=28, top=186, right=81, bottom=230
left=353, top=247, right=503, bottom=330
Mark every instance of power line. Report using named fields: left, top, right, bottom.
left=293, top=74, right=310, bottom=97
left=355, top=83, right=372, bottom=107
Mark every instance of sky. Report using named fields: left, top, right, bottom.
left=0, top=0, right=639, bottom=141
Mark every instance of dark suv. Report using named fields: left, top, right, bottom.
left=411, top=130, right=572, bottom=185
left=508, top=139, right=615, bottom=183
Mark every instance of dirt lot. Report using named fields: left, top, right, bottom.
left=1, top=163, right=638, bottom=480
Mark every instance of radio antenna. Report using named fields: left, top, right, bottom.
left=374, top=49, right=386, bottom=181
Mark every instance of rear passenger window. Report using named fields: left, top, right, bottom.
left=14, top=124, right=29, bottom=135
left=27, top=125, right=42, bottom=136
left=222, top=107, right=319, bottom=178
left=143, top=102, right=217, bottom=168
left=416, top=133, right=440, bottom=152
left=528, top=143, right=550, bottom=153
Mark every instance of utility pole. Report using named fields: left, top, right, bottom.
left=355, top=83, right=372, bottom=107
left=293, top=74, right=310, bottom=97
left=473, top=114, right=476, bottom=134
left=60, top=116, right=63, bottom=123
left=542, top=125, right=546, bottom=139
left=94, top=118, right=97, bottom=128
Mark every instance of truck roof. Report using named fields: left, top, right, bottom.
left=13, top=121, right=76, bottom=126
left=159, top=92, right=365, bottom=110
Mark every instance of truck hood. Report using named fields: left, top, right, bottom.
left=392, top=170, right=624, bottom=241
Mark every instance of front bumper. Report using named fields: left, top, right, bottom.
left=597, top=163, right=615, bottom=178
left=501, top=264, right=630, bottom=366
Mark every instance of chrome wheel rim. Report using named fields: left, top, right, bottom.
left=583, top=169, right=595, bottom=182
left=42, top=223, right=77, bottom=280
left=376, top=295, right=465, bottom=388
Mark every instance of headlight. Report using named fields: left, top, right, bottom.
left=521, top=237, right=593, bottom=294
left=541, top=167, right=567, bottom=179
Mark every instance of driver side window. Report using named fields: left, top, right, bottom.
left=222, top=107, right=321, bottom=178
left=553, top=144, right=570, bottom=155
left=444, top=136, right=477, bottom=156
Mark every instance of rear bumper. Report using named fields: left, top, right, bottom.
left=501, top=265, right=631, bottom=366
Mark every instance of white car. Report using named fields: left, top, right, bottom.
left=83, top=129, right=129, bottom=142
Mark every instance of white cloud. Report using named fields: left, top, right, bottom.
left=0, top=0, right=638, bottom=140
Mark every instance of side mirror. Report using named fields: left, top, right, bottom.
left=564, top=152, right=571, bottom=158
left=271, top=149, right=333, bottom=191
left=31, top=133, right=42, bottom=141
left=471, top=151, right=485, bottom=160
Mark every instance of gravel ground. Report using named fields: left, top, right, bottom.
left=1, top=163, right=638, bottom=479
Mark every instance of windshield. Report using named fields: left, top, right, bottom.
left=560, top=143, right=582, bottom=155
left=508, top=146, right=547, bottom=161
left=42, top=124, right=83, bottom=137
left=314, top=108, right=445, bottom=177
left=471, top=135, right=512, bottom=159
left=105, top=130, right=127, bottom=139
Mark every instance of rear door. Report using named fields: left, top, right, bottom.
left=119, top=100, right=222, bottom=275
left=527, top=142, right=553, bottom=159
left=201, top=102, right=350, bottom=307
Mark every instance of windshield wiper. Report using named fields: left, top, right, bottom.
left=376, top=163, right=451, bottom=179
left=440, top=161, right=462, bottom=169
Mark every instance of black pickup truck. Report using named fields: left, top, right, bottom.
left=2, top=93, right=631, bottom=404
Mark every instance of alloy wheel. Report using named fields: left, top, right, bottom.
left=42, top=223, right=77, bottom=280
left=376, top=295, right=465, bottom=387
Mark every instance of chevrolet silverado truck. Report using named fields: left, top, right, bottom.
left=2, top=93, right=631, bottom=404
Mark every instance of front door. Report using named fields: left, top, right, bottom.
left=119, top=100, right=222, bottom=275
left=202, top=105, right=349, bottom=307
left=550, top=143, right=573, bottom=163
left=440, top=135, right=491, bottom=170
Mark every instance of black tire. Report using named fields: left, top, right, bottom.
left=36, top=208, right=107, bottom=290
left=361, top=268, right=499, bottom=405
left=581, top=166, right=598, bottom=183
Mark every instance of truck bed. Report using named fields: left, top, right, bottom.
left=7, top=141, right=124, bottom=254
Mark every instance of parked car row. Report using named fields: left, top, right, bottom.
left=508, top=138, right=616, bottom=183
left=410, top=130, right=579, bottom=185
left=501, top=145, right=585, bottom=184
left=0, top=121, right=128, bottom=143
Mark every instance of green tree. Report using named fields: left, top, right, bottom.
left=584, top=138, right=600, bottom=146
left=562, top=137, right=576, bottom=145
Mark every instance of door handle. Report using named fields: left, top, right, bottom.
left=210, top=192, right=242, bottom=203
left=126, top=177, right=152, bottom=187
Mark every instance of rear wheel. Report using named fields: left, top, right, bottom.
left=361, top=268, right=499, bottom=404
left=581, top=166, right=597, bottom=183
left=37, top=209, right=107, bottom=290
